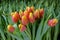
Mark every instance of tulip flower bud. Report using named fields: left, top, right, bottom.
left=7, top=25, right=15, bottom=32
left=34, top=9, right=40, bottom=19
left=19, top=24, right=26, bottom=32
left=48, top=19, right=58, bottom=27
left=26, top=7, right=32, bottom=13
left=19, top=11, right=24, bottom=19
left=30, top=6, right=34, bottom=12
left=11, top=12, right=20, bottom=23
left=14, top=12, right=21, bottom=20
left=29, top=13, right=35, bottom=23
left=24, top=10, right=29, bottom=18
left=39, top=8, right=44, bottom=18
left=12, top=14, right=18, bottom=23
left=22, top=15, right=28, bottom=25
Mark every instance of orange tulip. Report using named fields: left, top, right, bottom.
left=22, top=15, right=29, bottom=25
left=7, top=25, right=15, bottom=32
left=26, top=6, right=34, bottom=13
left=30, top=6, right=34, bottom=12
left=19, top=11, right=24, bottom=19
left=39, top=8, right=44, bottom=18
left=19, top=24, right=26, bottom=32
left=24, top=10, right=29, bottom=18
left=29, top=13, right=35, bottom=23
left=14, top=12, right=21, bottom=20
left=48, top=19, right=58, bottom=27
left=26, top=7, right=31, bottom=13
left=34, top=9, right=40, bottom=19
left=11, top=12, right=20, bottom=23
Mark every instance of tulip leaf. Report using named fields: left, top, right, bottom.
left=13, top=24, right=23, bottom=40
left=0, top=28, right=6, bottom=40
left=7, top=32, right=22, bottom=40
left=41, top=14, right=52, bottom=38
left=35, top=18, right=44, bottom=40
left=32, top=20, right=37, bottom=40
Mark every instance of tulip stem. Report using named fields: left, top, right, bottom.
left=26, top=24, right=31, bottom=36
left=25, top=31, right=31, bottom=40
left=32, top=22, right=36, bottom=40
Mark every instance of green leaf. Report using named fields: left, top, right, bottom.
left=13, top=24, right=23, bottom=40
left=7, top=32, right=21, bottom=40
left=35, top=18, right=44, bottom=40
left=0, top=28, right=6, bottom=40
left=7, top=16, right=14, bottom=24
left=41, top=14, right=52, bottom=37
left=32, top=21, right=37, bottom=40
left=53, top=24, right=59, bottom=40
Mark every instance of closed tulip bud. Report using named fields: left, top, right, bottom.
left=30, top=6, right=34, bottom=12
left=29, top=13, right=35, bottom=23
left=12, top=14, right=18, bottom=23
left=34, top=9, right=40, bottom=19
left=48, top=19, right=58, bottom=27
left=39, top=8, right=44, bottom=18
left=26, top=7, right=32, bottom=13
left=14, top=12, right=21, bottom=20
left=19, top=24, right=26, bottom=32
left=22, top=15, right=28, bottom=25
left=24, top=10, right=29, bottom=18
left=11, top=12, right=20, bottom=23
left=19, top=11, right=24, bottom=19
left=7, top=25, right=15, bottom=32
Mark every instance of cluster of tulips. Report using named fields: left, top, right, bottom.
left=7, top=6, right=58, bottom=33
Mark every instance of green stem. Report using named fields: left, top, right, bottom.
left=53, top=25, right=59, bottom=40
left=25, top=31, right=31, bottom=40
left=26, top=24, right=31, bottom=36
left=32, top=23, right=36, bottom=40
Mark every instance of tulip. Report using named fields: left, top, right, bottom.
left=7, top=25, right=15, bottom=32
left=26, top=7, right=31, bottom=13
left=39, top=8, right=44, bottom=18
left=19, top=24, right=26, bottom=32
left=29, top=13, right=35, bottom=23
left=26, top=6, right=34, bottom=13
left=14, top=12, right=21, bottom=20
left=48, top=19, right=58, bottom=27
left=12, top=14, right=18, bottom=23
left=19, top=11, right=24, bottom=19
left=30, top=6, right=34, bottom=12
left=22, top=15, right=29, bottom=25
left=11, top=12, right=20, bottom=23
left=34, top=9, right=40, bottom=19
left=24, top=10, right=29, bottom=18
